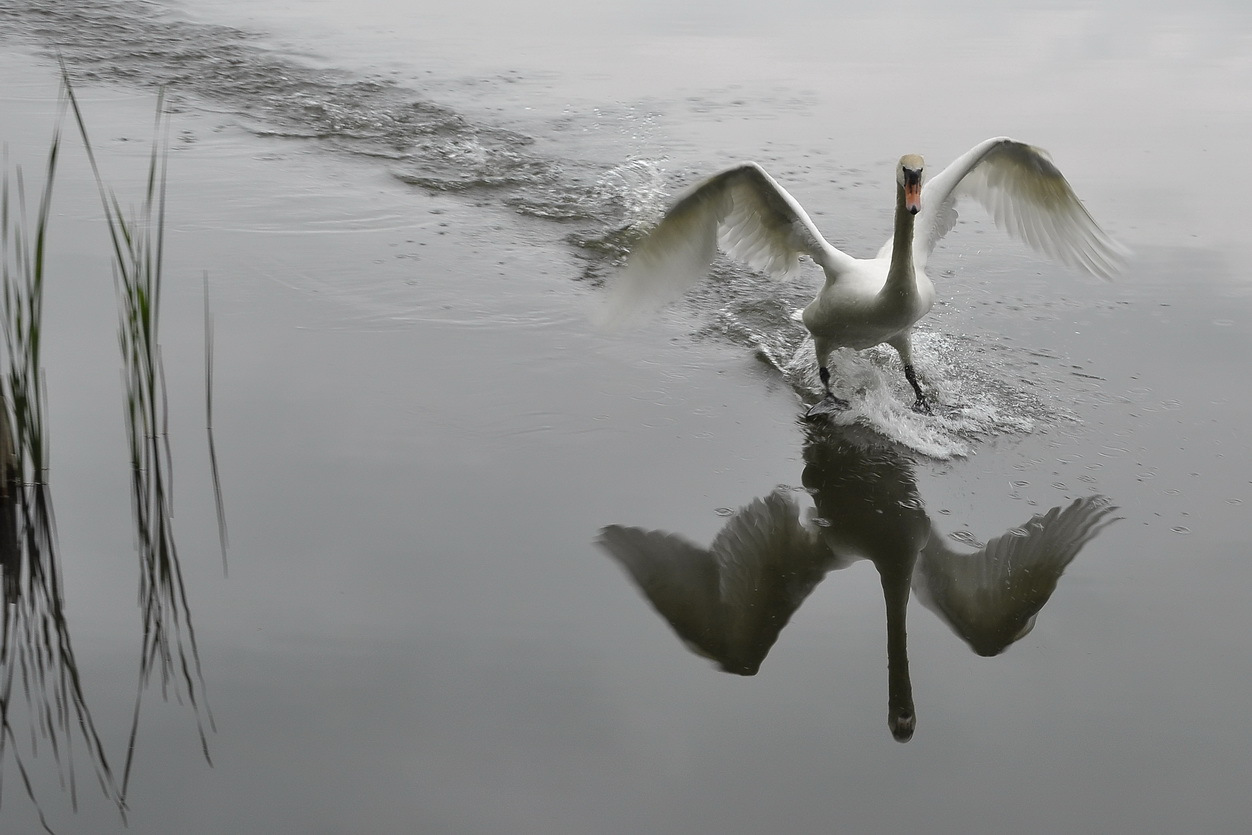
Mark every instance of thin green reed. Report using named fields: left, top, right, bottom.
left=62, top=69, right=212, bottom=801
left=1, top=100, right=121, bottom=829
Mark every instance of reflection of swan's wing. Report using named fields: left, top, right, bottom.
left=910, top=137, right=1126, bottom=278
left=712, top=493, right=830, bottom=665
left=602, top=163, right=855, bottom=323
left=913, top=496, right=1120, bottom=656
left=598, top=492, right=829, bottom=675
left=597, top=525, right=729, bottom=661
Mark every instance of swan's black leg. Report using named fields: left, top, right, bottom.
left=904, top=364, right=932, bottom=415
left=805, top=366, right=849, bottom=418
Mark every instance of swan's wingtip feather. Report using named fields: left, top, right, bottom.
left=948, top=138, right=1126, bottom=281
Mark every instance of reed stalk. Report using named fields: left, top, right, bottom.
left=61, top=68, right=213, bottom=803
left=0, top=97, right=121, bottom=831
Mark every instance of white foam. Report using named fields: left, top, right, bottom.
left=735, top=311, right=1067, bottom=460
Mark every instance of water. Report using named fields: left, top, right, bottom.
left=1, top=0, right=1251, bottom=831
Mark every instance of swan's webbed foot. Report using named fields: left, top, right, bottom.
left=806, top=365, right=850, bottom=419
left=903, top=364, right=931, bottom=416
left=805, top=394, right=850, bottom=420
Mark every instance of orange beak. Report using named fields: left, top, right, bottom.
left=904, top=181, right=921, bottom=215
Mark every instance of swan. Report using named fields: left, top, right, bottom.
left=606, top=137, right=1124, bottom=415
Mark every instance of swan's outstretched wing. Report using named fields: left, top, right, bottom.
left=597, top=491, right=831, bottom=675
left=602, top=163, right=854, bottom=323
left=913, top=496, right=1120, bottom=656
left=910, top=137, right=1126, bottom=278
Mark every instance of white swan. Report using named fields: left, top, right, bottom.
left=606, top=137, right=1124, bottom=414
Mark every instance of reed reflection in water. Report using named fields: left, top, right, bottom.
left=599, top=425, right=1119, bottom=742
left=64, top=73, right=214, bottom=797
left=0, top=75, right=218, bottom=827
left=0, top=97, right=120, bottom=829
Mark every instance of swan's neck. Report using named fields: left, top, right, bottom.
left=885, top=184, right=917, bottom=294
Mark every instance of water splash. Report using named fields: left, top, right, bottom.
left=715, top=301, right=1070, bottom=459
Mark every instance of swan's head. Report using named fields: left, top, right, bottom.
left=890, top=705, right=916, bottom=743
left=897, top=154, right=924, bottom=215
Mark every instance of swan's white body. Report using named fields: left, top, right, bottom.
left=608, top=137, right=1124, bottom=412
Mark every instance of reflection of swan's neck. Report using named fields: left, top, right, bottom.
left=886, top=185, right=917, bottom=294
left=882, top=567, right=916, bottom=742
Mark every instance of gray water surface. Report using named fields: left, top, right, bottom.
left=1, top=1, right=1250, bottom=832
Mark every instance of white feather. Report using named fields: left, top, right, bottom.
left=913, top=137, right=1127, bottom=277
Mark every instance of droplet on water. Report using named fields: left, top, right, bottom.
left=949, top=530, right=985, bottom=548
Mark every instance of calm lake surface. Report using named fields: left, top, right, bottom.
left=1, top=1, right=1251, bottom=832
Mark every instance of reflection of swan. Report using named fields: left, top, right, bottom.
left=914, top=500, right=1119, bottom=657
left=800, top=432, right=929, bottom=740
left=606, top=138, right=1123, bottom=414
left=598, top=426, right=1119, bottom=741
left=599, top=492, right=831, bottom=677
